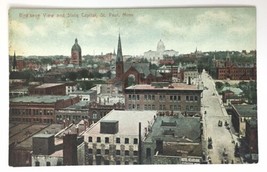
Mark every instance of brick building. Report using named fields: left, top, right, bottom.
left=124, top=82, right=203, bottom=116
left=228, top=104, right=257, bottom=137
left=213, top=53, right=256, bottom=80
left=29, top=83, right=66, bottom=96
left=245, top=119, right=258, bottom=154
left=10, top=95, right=80, bottom=124
left=113, top=34, right=172, bottom=90
left=71, top=38, right=82, bottom=66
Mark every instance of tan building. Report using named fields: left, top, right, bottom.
left=83, top=110, right=157, bottom=165
left=124, top=82, right=203, bottom=116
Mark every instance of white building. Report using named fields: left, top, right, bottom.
left=83, top=110, right=157, bottom=165
left=69, top=90, right=97, bottom=102
left=65, top=82, right=78, bottom=95
left=144, top=40, right=178, bottom=64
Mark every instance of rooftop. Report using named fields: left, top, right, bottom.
left=221, top=87, right=243, bottom=95
left=126, top=83, right=201, bottom=91
left=10, top=95, right=75, bottom=103
left=69, top=90, right=96, bottom=95
left=232, top=104, right=257, bottom=117
left=12, top=124, right=63, bottom=149
left=145, top=116, right=201, bottom=143
left=84, top=110, right=156, bottom=136
left=35, top=83, right=65, bottom=89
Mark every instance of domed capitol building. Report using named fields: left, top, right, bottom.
left=71, top=38, right=82, bottom=66
left=144, top=39, right=179, bottom=64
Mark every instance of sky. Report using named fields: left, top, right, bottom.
left=9, top=7, right=256, bottom=56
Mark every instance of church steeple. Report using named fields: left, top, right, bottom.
left=116, top=34, right=123, bottom=62
left=115, top=34, right=124, bottom=79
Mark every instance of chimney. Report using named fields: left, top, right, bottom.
left=63, top=134, right=78, bottom=165
left=76, top=124, right=79, bottom=135
left=138, top=122, right=142, bottom=164
left=188, top=77, right=191, bottom=85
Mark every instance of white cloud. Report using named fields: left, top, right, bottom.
left=9, top=20, right=31, bottom=37
left=136, top=14, right=152, bottom=24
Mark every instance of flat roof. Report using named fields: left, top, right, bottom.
left=35, top=83, right=65, bottom=89
left=145, top=116, right=201, bottom=143
left=84, top=110, right=156, bottom=136
left=16, top=124, right=65, bottom=149
left=233, top=104, right=257, bottom=117
left=125, top=83, right=201, bottom=91
left=9, top=124, right=48, bottom=145
left=10, top=95, right=75, bottom=103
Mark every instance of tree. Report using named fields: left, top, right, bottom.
left=68, top=72, right=77, bottom=81
left=215, top=82, right=224, bottom=91
left=78, top=69, right=89, bottom=80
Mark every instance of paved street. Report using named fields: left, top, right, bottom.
left=201, top=71, right=241, bottom=164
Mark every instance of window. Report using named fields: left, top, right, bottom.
left=170, top=105, right=173, bottom=110
left=195, top=96, right=198, bottom=101
left=129, top=95, right=131, bottom=100
left=133, top=151, right=138, bottom=156
left=159, top=105, right=162, bottom=110
left=128, top=104, right=132, bottom=110
left=137, top=104, right=140, bottom=110
left=137, top=95, right=140, bottom=100
left=116, top=138, right=120, bottom=144
left=152, top=95, right=155, bottom=100
left=116, top=161, right=121, bottom=165
left=105, top=149, right=109, bottom=155
left=144, top=95, right=148, bottom=100
left=104, top=160, right=110, bottom=165
left=88, top=149, right=93, bottom=154
left=125, top=150, right=129, bottom=156
left=144, top=105, right=147, bottom=110
left=46, top=162, right=51, bottom=166
left=133, top=138, right=138, bottom=144
left=96, top=149, right=101, bottom=154
left=178, top=96, right=181, bottom=101
left=93, top=113, right=97, bottom=119
left=125, top=161, right=129, bottom=165
left=186, top=96, right=189, bottom=101
left=125, top=138, right=129, bottom=144
left=105, top=137, right=109, bottom=143
left=170, top=95, right=173, bottom=100
left=35, top=161, right=40, bottom=166
left=116, top=150, right=120, bottom=155
left=88, top=137, right=92, bottom=142
left=190, top=96, right=194, bottom=101
left=97, top=137, right=101, bottom=143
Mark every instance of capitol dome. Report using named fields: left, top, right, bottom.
left=157, top=39, right=165, bottom=52
left=71, top=38, right=81, bottom=52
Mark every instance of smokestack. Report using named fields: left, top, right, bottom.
left=188, top=77, right=191, bottom=85
left=63, top=134, right=78, bottom=165
left=76, top=125, right=79, bottom=135
left=138, top=122, right=142, bottom=164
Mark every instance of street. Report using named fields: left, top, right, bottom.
left=201, top=71, right=241, bottom=164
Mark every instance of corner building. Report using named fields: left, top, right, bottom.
left=83, top=110, right=156, bottom=165
left=124, top=83, right=203, bottom=116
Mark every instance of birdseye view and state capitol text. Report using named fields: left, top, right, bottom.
left=8, top=7, right=257, bottom=166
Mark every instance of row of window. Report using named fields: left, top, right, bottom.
left=88, top=159, right=137, bottom=165
left=10, top=118, right=53, bottom=123
left=88, top=148, right=138, bottom=156
left=128, top=94, right=198, bottom=102
left=88, top=137, right=138, bottom=144
left=10, top=109, right=53, bottom=116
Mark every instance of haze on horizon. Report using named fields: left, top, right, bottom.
left=9, top=7, right=256, bottom=57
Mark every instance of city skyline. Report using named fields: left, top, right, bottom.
left=9, top=7, right=256, bottom=56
